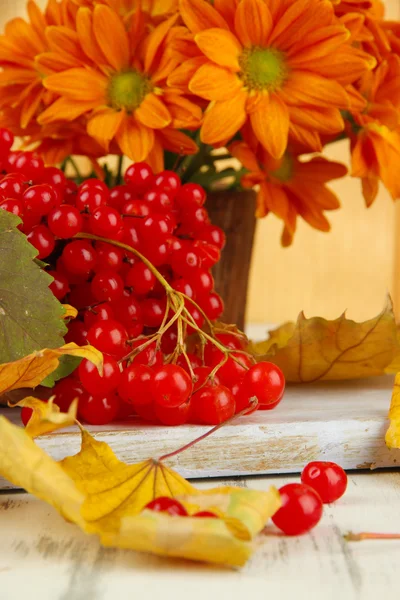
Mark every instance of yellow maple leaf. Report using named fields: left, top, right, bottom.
left=249, top=298, right=400, bottom=382
left=385, top=373, right=400, bottom=448
left=10, top=396, right=78, bottom=438
left=0, top=416, right=280, bottom=567
left=0, top=343, right=103, bottom=395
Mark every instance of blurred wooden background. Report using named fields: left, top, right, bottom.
left=2, top=0, right=400, bottom=325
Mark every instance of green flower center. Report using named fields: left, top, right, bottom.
left=108, top=70, right=152, bottom=112
left=270, top=154, right=293, bottom=182
left=239, top=47, right=288, bottom=91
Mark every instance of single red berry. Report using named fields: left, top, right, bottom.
left=185, top=303, right=204, bottom=334
left=84, top=302, right=114, bottom=329
left=272, top=483, right=323, bottom=536
left=152, top=364, right=192, bottom=408
left=239, top=362, right=285, bottom=408
left=189, top=268, right=214, bottom=299
left=64, top=179, right=78, bottom=204
left=78, top=392, right=120, bottom=425
left=124, top=162, right=154, bottom=193
left=0, top=198, right=24, bottom=218
left=62, top=240, right=97, bottom=274
left=192, top=366, right=220, bottom=393
left=125, top=262, right=156, bottom=296
left=141, top=297, right=167, bottom=328
left=80, top=179, right=109, bottom=194
left=217, top=353, right=253, bottom=388
left=193, top=384, right=235, bottom=425
left=301, top=462, right=348, bottom=504
left=171, top=277, right=196, bottom=300
left=160, top=327, right=178, bottom=355
left=0, top=174, right=26, bottom=198
left=144, top=189, right=174, bottom=212
left=79, top=354, right=121, bottom=396
left=193, top=511, right=218, bottom=518
left=94, top=242, right=124, bottom=272
left=112, top=295, right=142, bottom=329
left=27, top=225, right=55, bottom=259
left=197, top=225, right=226, bottom=249
left=91, top=270, right=125, bottom=303
left=123, top=218, right=141, bottom=248
left=155, top=399, right=191, bottom=426
left=171, top=245, right=200, bottom=278
left=141, top=239, right=170, bottom=266
left=193, top=240, right=220, bottom=269
left=53, top=378, right=88, bottom=412
left=39, top=167, right=66, bottom=202
left=48, top=270, right=70, bottom=300
left=117, top=364, right=153, bottom=405
left=89, top=206, right=123, bottom=238
left=145, top=496, right=187, bottom=516
left=13, top=152, right=44, bottom=180
left=154, top=170, right=181, bottom=195
left=87, top=319, right=128, bottom=357
left=65, top=320, right=89, bottom=346
left=176, top=353, right=202, bottom=374
left=21, top=406, right=33, bottom=426
left=48, top=205, right=83, bottom=238
left=198, top=292, right=224, bottom=321
left=176, top=183, right=206, bottom=208
left=139, top=213, right=173, bottom=240
left=123, top=198, right=151, bottom=217
left=131, top=340, right=163, bottom=368
left=180, top=206, right=210, bottom=233
left=108, top=185, right=135, bottom=211
left=23, top=184, right=57, bottom=216
left=0, top=128, right=14, bottom=155
left=76, top=186, right=108, bottom=213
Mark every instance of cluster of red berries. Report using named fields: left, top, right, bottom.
left=143, top=461, right=348, bottom=536
left=0, top=127, right=284, bottom=427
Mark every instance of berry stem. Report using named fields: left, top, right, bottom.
left=158, top=398, right=258, bottom=462
left=345, top=532, right=400, bottom=542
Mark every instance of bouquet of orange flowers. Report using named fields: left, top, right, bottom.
left=0, top=0, right=399, bottom=244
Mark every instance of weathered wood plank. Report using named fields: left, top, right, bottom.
left=0, top=376, right=396, bottom=489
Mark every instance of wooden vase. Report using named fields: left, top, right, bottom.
left=205, top=190, right=257, bottom=330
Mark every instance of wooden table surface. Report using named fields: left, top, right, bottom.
left=2, top=470, right=400, bottom=600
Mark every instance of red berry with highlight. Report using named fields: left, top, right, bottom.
left=301, top=462, right=348, bottom=504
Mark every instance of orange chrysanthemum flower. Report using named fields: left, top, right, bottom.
left=350, top=55, right=400, bottom=205
left=36, top=4, right=201, bottom=168
left=72, top=0, right=178, bottom=22
left=0, top=0, right=78, bottom=131
left=170, top=0, right=375, bottom=159
left=229, top=141, right=347, bottom=245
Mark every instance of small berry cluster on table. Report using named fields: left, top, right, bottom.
left=0, top=127, right=285, bottom=428
left=144, top=461, right=348, bottom=536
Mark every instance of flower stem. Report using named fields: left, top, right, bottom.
left=115, top=155, right=124, bottom=185
left=158, top=398, right=258, bottom=462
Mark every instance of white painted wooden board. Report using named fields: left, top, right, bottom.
left=2, top=471, right=400, bottom=600
left=0, top=375, right=396, bottom=489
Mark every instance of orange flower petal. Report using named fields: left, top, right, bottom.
left=20, top=86, right=44, bottom=129
left=76, top=7, right=107, bottom=66
left=43, top=68, right=107, bottom=101
left=362, top=177, right=379, bottom=207
left=36, top=51, right=83, bottom=75
left=116, top=117, right=154, bottom=161
left=163, top=92, right=202, bottom=128
left=270, top=0, right=333, bottom=51
left=194, top=29, right=242, bottom=71
left=251, top=94, right=289, bottom=159
left=288, top=106, right=344, bottom=135
left=87, top=108, right=125, bottom=149
left=229, top=141, right=261, bottom=173
left=179, top=0, right=229, bottom=33
left=167, top=56, right=208, bottom=91
left=5, top=17, right=45, bottom=55
left=0, top=69, right=36, bottom=86
left=257, top=181, right=290, bottom=222
left=46, top=26, right=85, bottom=63
left=147, top=134, right=165, bottom=173
left=27, top=0, right=47, bottom=44
left=309, top=47, right=375, bottom=85
left=298, top=157, right=347, bottom=183
left=38, top=97, right=99, bottom=124
left=135, top=93, right=172, bottom=129
left=158, top=128, right=198, bottom=155
left=93, top=5, right=129, bottom=71
left=287, top=28, right=349, bottom=65
left=280, top=71, right=349, bottom=109
left=289, top=123, right=322, bottom=153
left=234, top=0, right=273, bottom=48
left=189, top=63, right=242, bottom=101
left=144, top=14, right=179, bottom=74
left=201, top=91, right=247, bottom=145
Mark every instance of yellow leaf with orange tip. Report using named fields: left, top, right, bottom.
left=10, top=397, right=78, bottom=438
left=385, top=373, right=400, bottom=449
left=249, top=298, right=400, bottom=382
left=0, top=343, right=103, bottom=395
left=62, top=304, right=78, bottom=320
left=0, top=420, right=280, bottom=567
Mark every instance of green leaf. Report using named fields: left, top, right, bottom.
left=40, top=356, right=82, bottom=388
left=0, top=211, right=67, bottom=364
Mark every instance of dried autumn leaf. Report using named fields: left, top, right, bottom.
left=0, top=210, right=67, bottom=363
left=249, top=298, right=400, bottom=382
left=0, top=343, right=103, bottom=396
left=385, top=373, right=400, bottom=448
left=0, top=419, right=280, bottom=566
left=11, top=397, right=78, bottom=438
